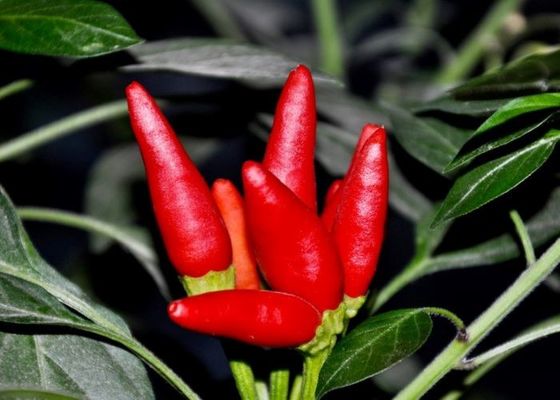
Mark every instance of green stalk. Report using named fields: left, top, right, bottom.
left=311, top=0, right=344, bottom=77
left=300, top=349, right=330, bottom=400
left=0, top=100, right=129, bottom=162
left=270, top=369, right=290, bottom=400
left=230, top=360, right=259, bottom=400
left=436, top=0, right=525, bottom=84
left=394, top=237, right=560, bottom=399
left=0, top=79, right=33, bottom=101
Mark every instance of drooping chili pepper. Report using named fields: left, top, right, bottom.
left=242, top=161, right=343, bottom=312
left=332, top=127, right=388, bottom=297
left=263, top=64, right=317, bottom=211
left=211, top=179, right=260, bottom=290
left=126, top=81, right=232, bottom=277
left=168, top=290, right=321, bottom=347
left=321, top=124, right=384, bottom=232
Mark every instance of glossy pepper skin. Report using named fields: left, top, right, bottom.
left=211, top=179, right=260, bottom=290
left=168, top=290, right=321, bottom=347
left=263, top=64, right=317, bottom=211
left=126, top=82, right=232, bottom=277
left=332, top=127, right=388, bottom=297
left=321, top=124, right=383, bottom=232
left=242, top=161, right=343, bottom=312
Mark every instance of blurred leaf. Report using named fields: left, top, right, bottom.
left=445, top=112, right=558, bottom=174
left=317, top=309, right=432, bottom=398
left=451, top=48, right=560, bottom=99
left=0, top=185, right=197, bottom=399
left=474, top=93, right=560, bottom=135
left=188, top=0, right=245, bottom=40
left=413, top=95, right=511, bottom=116
left=427, top=185, right=560, bottom=273
left=0, top=389, right=79, bottom=399
left=18, top=207, right=170, bottom=300
left=316, top=87, right=388, bottom=133
left=432, top=132, right=560, bottom=227
left=0, top=0, right=142, bottom=57
left=388, top=152, right=432, bottom=222
left=125, top=38, right=339, bottom=87
left=384, top=103, right=471, bottom=173
left=0, top=331, right=153, bottom=400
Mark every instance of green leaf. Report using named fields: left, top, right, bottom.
left=426, top=185, right=560, bottom=273
left=432, top=132, right=560, bottom=227
left=445, top=112, right=557, bottom=174
left=384, top=103, right=471, bottom=173
left=0, top=0, right=142, bottom=57
left=474, top=93, right=560, bottom=135
left=451, top=48, right=560, bottom=99
left=0, top=185, right=199, bottom=400
left=316, top=309, right=432, bottom=398
left=413, top=95, right=511, bottom=117
left=125, top=38, right=340, bottom=87
left=17, top=207, right=170, bottom=300
left=0, top=332, right=153, bottom=400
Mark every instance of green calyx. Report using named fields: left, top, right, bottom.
left=343, top=294, right=366, bottom=319
left=299, top=302, right=346, bottom=356
left=180, top=265, right=235, bottom=296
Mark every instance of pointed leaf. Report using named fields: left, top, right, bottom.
left=445, top=112, right=557, bottom=174
left=474, top=93, right=560, bottom=135
left=384, top=103, right=471, bottom=173
left=432, top=132, right=560, bottom=227
left=125, top=38, right=339, bottom=86
left=0, top=0, right=142, bottom=57
left=316, top=309, right=432, bottom=398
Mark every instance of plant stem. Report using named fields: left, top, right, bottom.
left=289, top=375, right=302, bottom=400
left=0, top=79, right=33, bottom=101
left=510, top=210, right=536, bottom=265
left=394, top=237, right=560, bottom=399
left=270, top=368, right=290, bottom=400
left=311, top=0, right=344, bottom=77
left=0, top=100, right=129, bottom=162
left=301, top=349, right=330, bottom=400
left=436, top=0, right=525, bottom=84
left=422, top=307, right=465, bottom=332
left=229, top=360, right=259, bottom=400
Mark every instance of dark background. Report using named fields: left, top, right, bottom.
left=1, top=1, right=559, bottom=398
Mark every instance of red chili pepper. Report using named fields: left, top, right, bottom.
left=332, top=127, right=388, bottom=297
left=263, top=64, right=317, bottom=211
left=242, top=161, right=343, bottom=312
left=320, top=179, right=342, bottom=231
left=168, top=290, right=321, bottom=347
left=211, top=179, right=260, bottom=290
left=321, top=124, right=383, bottom=232
left=126, top=81, right=232, bottom=277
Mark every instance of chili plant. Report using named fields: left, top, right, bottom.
left=1, top=1, right=560, bottom=399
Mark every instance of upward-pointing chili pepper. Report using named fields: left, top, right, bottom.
left=321, top=124, right=383, bottom=232
left=211, top=179, right=260, bottom=290
left=263, top=64, right=317, bottom=211
left=242, top=161, right=343, bottom=312
left=332, top=126, right=388, bottom=297
left=168, top=290, right=321, bottom=347
left=126, top=81, right=232, bottom=277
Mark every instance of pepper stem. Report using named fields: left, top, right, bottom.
left=300, top=349, right=330, bottom=400
left=230, top=360, right=259, bottom=400
left=270, top=368, right=290, bottom=400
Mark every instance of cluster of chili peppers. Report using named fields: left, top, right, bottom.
left=125, top=65, right=388, bottom=352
